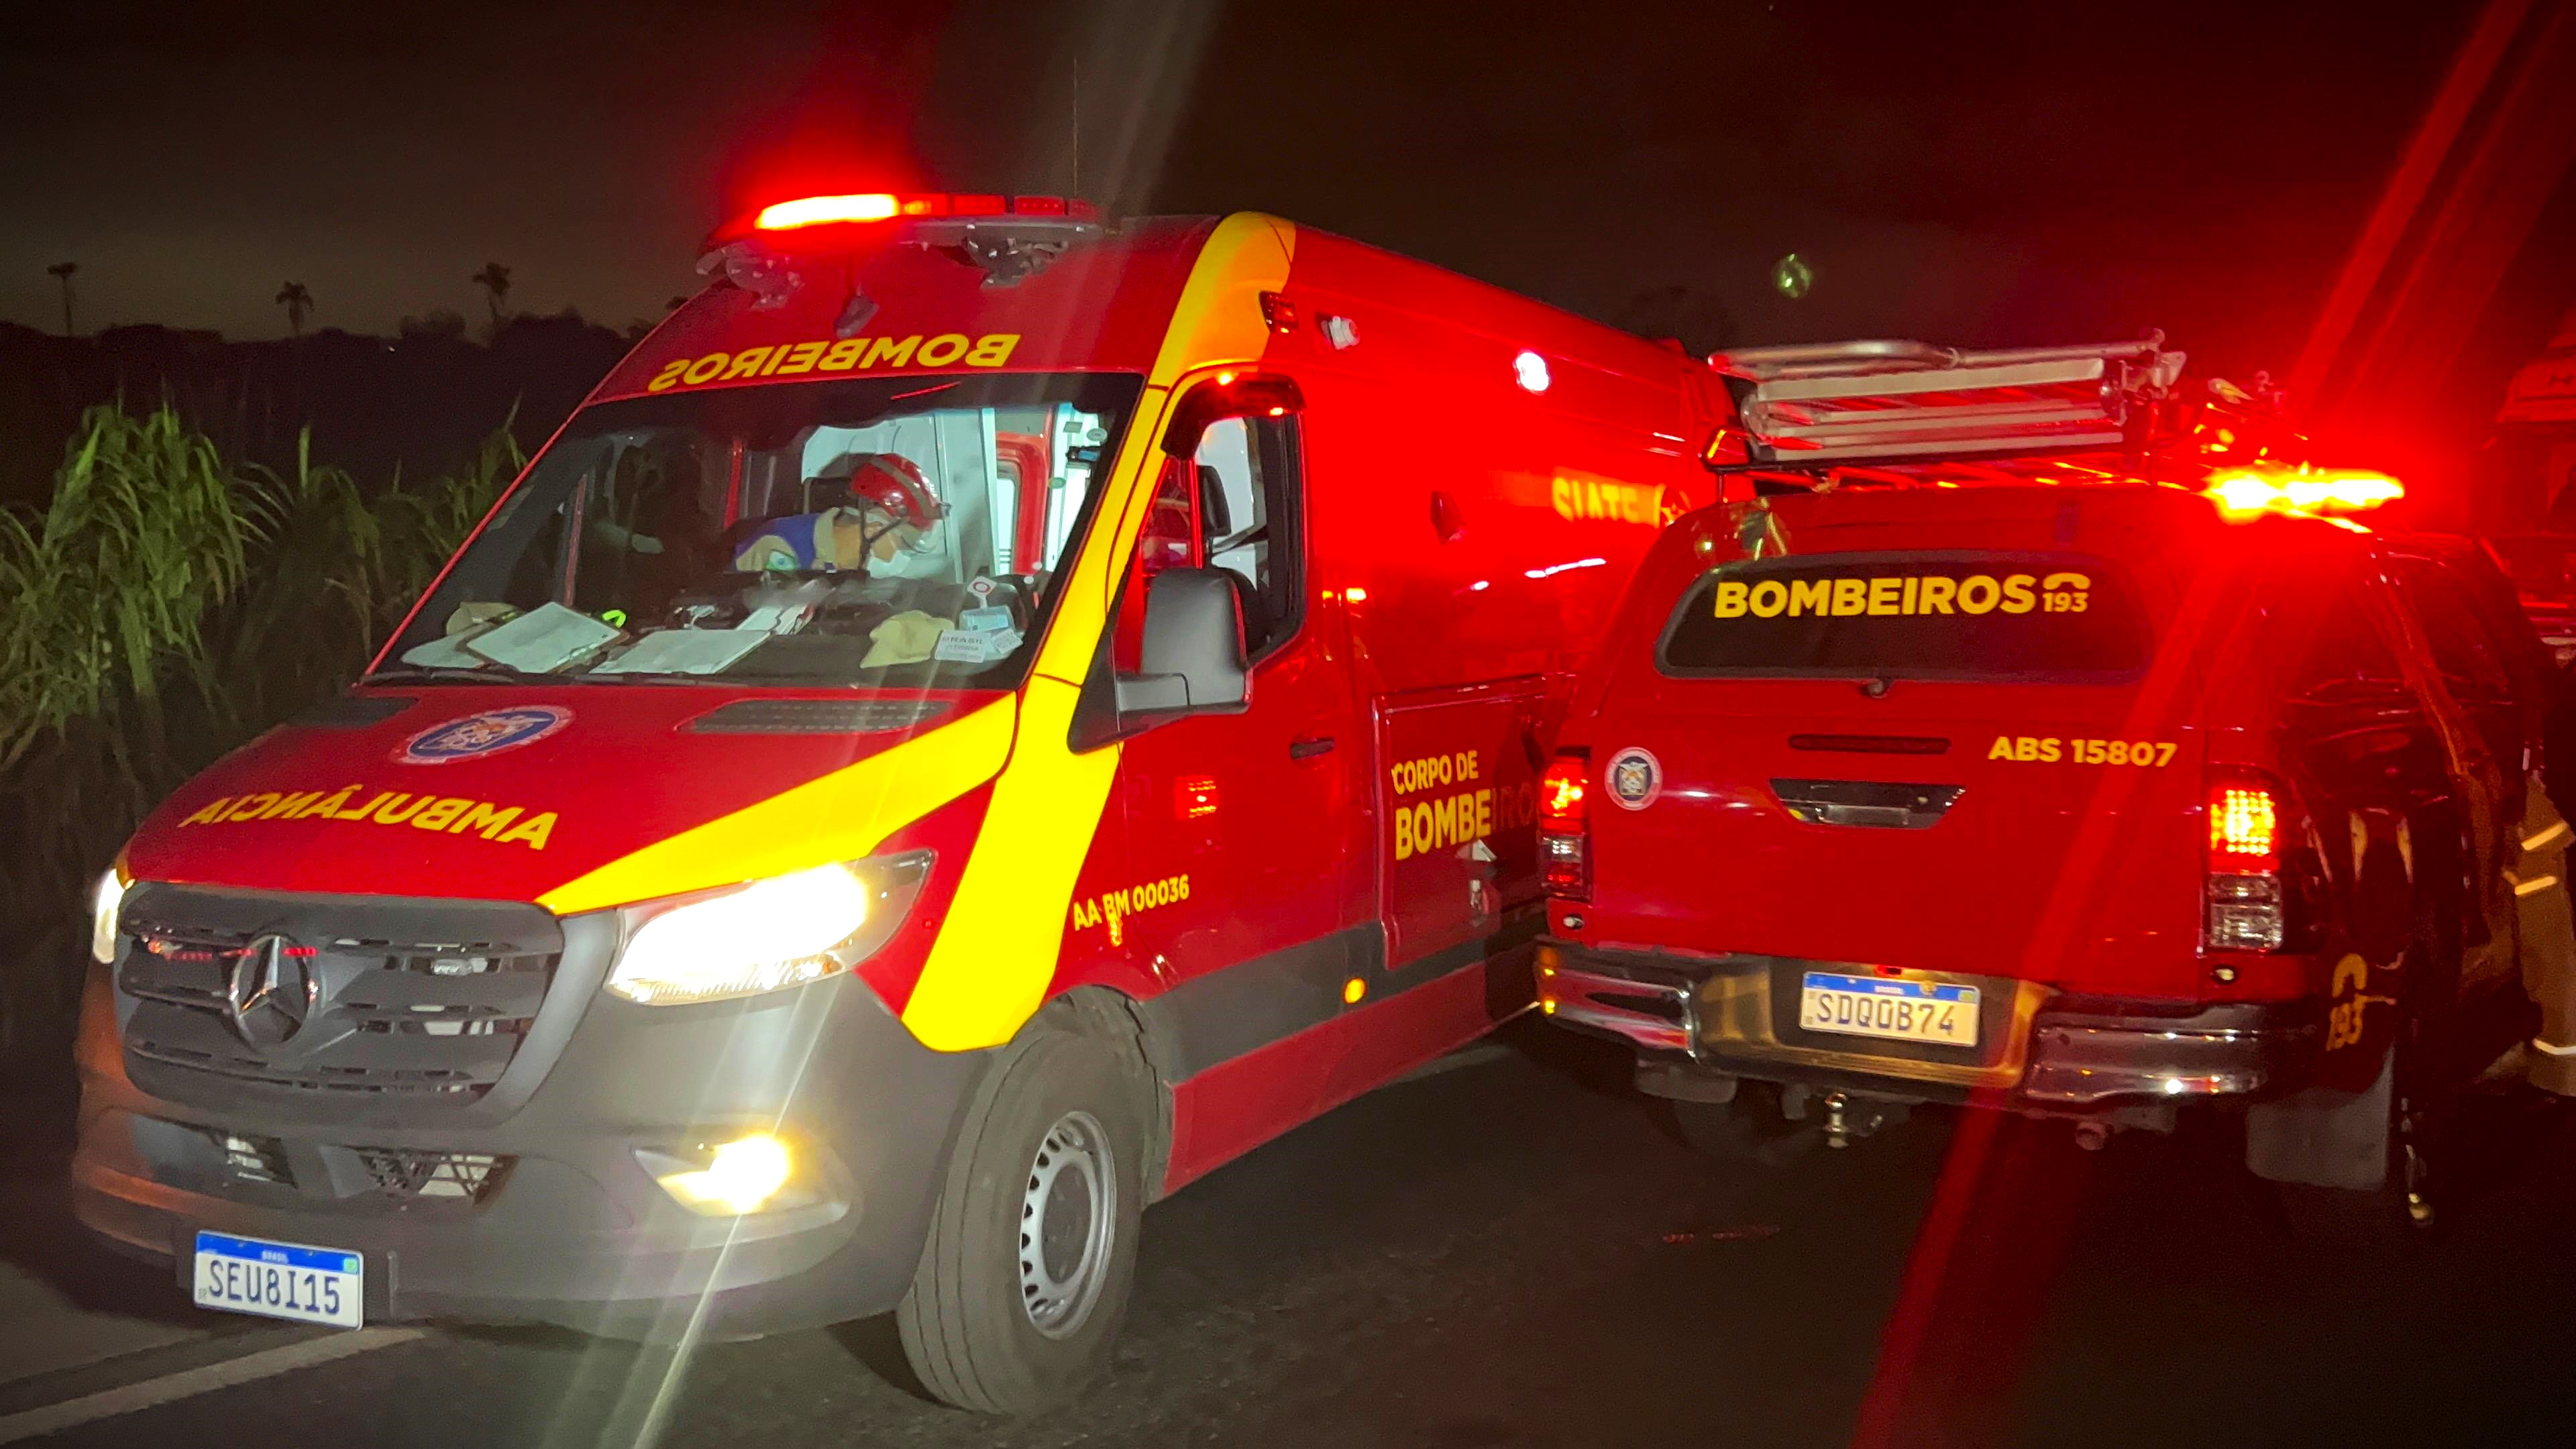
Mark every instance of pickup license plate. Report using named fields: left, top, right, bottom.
left=193, top=1230, right=363, bottom=1328
left=1799, top=972, right=1980, bottom=1048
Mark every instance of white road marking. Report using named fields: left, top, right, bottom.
left=0, top=1327, right=425, bottom=1444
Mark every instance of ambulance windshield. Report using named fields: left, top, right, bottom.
left=379, top=373, right=1140, bottom=688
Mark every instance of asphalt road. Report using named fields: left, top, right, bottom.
left=5, top=1024, right=2575, bottom=1449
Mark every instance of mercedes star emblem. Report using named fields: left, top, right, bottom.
left=225, top=934, right=316, bottom=1048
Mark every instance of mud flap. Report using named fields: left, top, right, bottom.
left=2245, top=1044, right=2393, bottom=1190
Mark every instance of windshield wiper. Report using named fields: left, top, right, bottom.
left=557, top=669, right=755, bottom=686
left=361, top=663, right=560, bottom=686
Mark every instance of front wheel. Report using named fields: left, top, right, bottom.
left=898, top=1027, right=1147, bottom=1414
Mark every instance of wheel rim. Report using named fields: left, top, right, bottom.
left=1018, top=1110, right=1116, bottom=1338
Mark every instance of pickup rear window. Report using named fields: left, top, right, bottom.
left=1656, top=550, right=2153, bottom=682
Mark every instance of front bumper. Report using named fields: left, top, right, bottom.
left=1536, top=940, right=2323, bottom=1113
left=71, top=952, right=989, bottom=1341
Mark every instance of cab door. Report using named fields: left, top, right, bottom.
left=1103, top=388, right=1366, bottom=1148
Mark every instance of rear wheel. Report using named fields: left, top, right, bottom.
left=898, top=1027, right=1146, bottom=1414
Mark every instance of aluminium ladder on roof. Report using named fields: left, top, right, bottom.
left=1707, top=334, right=2190, bottom=470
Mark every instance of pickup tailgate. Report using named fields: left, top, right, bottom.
left=1581, top=549, right=2212, bottom=997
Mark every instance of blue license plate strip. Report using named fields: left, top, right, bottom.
left=1800, top=971, right=1977, bottom=1005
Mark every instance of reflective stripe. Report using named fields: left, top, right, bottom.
left=536, top=698, right=1016, bottom=915
left=901, top=678, right=1122, bottom=1049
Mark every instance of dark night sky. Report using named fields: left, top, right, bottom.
left=0, top=1, right=2544, bottom=388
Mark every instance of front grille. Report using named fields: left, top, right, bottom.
left=352, top=1146, right=512, bottom=1202
left=117, top=885, right=565, bottom=1108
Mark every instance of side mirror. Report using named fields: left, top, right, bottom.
left=1070, top=568, right=1250, bottom=749
left=1120, top=568, right=1248, bottom=711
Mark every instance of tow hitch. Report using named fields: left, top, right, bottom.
left=1781, top=1085, right=1909, bottom=1148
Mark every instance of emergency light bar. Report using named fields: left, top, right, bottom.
left=2203, top=465, right=2404, bottom=519
left=708, top=191, right=1105, bottom=252
left=699, top=191, right=1112, bottom=310
left=751, top=193, right=1102, bottom=231
left=1709, top=335, right=2188, bottom=471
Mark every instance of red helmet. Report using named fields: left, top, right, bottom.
left=830, top=453, right=941, bottom=531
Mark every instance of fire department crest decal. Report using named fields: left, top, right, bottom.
left=1605, top=747, right=1662, bottom=810
left=396, top=706, right=572, bottom=765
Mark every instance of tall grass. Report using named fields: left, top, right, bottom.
left=0, top=403, right=520, bottom=1081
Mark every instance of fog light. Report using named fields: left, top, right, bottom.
left=653, top=1132, right=794, bottom=1216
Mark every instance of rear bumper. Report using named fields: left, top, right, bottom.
left=1536, top=940, right=2323, bottom=1113
left=70, top=963, right=989, bottom=1341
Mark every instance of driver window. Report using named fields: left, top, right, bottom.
left=1110, top=412, right=1304, bottom=671
left=1193, top=415, right=1302, bottom=657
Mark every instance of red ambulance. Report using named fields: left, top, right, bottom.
left=71, top=193, right=1729, bottom=1410
left=1536, top=337, right=2563, bottom=1234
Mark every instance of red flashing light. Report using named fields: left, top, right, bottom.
left=2208, top=782, right=2279, bottom=870
left=748, top=192, right=1100, bottom=234
left=757, top=193, right=900, bottom=229
left=1540, top=759, right=1589, bottom=825
left=2205, top=465, right=2403, bottom=520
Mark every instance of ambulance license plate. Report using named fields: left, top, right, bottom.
left=1799, top=972, right=1979, bottom=1048
left=193, top=1230, right=363, bottom=1328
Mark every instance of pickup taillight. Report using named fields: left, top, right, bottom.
left=1540, top=756, right=1590, bottom=901
left=2205, top=772, right=2286, bottom=951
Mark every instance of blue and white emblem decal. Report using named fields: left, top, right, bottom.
left=396, top=706, right=572, bottom=765
left=1605, top=747, right=1662, bottom=810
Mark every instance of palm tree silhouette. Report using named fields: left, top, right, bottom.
left=472, top=263, right=513, bottom=328
left=46, top=262, right=77, bottom=336
left=274, top=282, right=313, bottom=337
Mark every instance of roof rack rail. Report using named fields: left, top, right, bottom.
left=1707, top=333, right=2188, bottom=472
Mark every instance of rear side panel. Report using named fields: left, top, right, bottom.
left=1375, top=680, right=1546, bottom=962
left=1579, top=680, right=2208, bottom=994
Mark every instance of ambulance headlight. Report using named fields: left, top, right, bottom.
left=91, top=868, right=130, bottom=965
left=606, top=851, right=932, bottom=1006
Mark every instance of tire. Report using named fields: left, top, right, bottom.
left=898, top=1026, right=1148, bottom=1414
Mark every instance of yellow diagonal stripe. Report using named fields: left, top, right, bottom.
left=537, top=697, right=1016, bottom=916
left=898, top=213, right=1297, bottom=1052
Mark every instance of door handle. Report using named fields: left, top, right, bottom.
left=1289, top=736, right=1336, bottom=759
